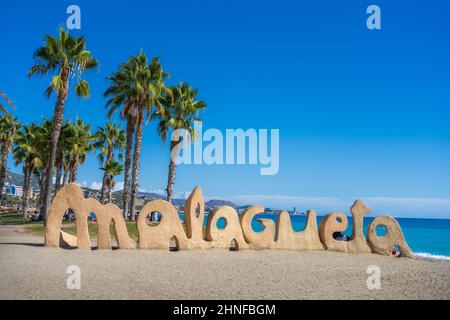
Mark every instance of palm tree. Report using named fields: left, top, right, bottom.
left=93, top=121, right=125, bottom=204
left=0, top=91, right=16, bottom=114
left=153, top=83, right=206, bottom=203
left=29, top=27, right=98, bottom=223
left=33, top=119, right=53, bottom=216
left=62, top=152, right=72, bottom=186
left=13, top=124, right=41, bottom=217
left=121, top=115, right=134, bottom=218
left=55, top=121, right=73, bottom=193
left=0, top=115, right=21, bottom=203
left=104, top=65, right=136, bottom=218
left=104, top=51, right=168, bottom=220
left=66, top=119, right=93, bottom=183
left=100, top=161, right=123, bottom=203
left=104, top=62, right=138, bottom=219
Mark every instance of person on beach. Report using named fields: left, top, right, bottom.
left=333, top=231, right=350, bottom=241
left=88, top=212, right=97, bottom=223
left=392, top=247, right=400, bottom=257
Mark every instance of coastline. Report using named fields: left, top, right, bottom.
left=180, top=214, right=450, bottom=259
left=1, top=228, right=449, bottom=300
left=413, top=252, right=450, bottom=261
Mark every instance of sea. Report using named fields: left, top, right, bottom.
left=178, top=214, right=450, bottom=260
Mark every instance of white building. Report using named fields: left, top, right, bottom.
left=2, top=184, right=32, bottom=198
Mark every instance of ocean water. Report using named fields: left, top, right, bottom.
left=179, top=214, right=450, bottom=259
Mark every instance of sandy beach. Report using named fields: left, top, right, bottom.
left=0, top=225, right=449, bottom=300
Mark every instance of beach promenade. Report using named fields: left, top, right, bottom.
left=0, top=226, right=449, bottom=300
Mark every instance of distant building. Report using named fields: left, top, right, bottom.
left=3, top=184, right=22, bottom=197
left=2, top=184, right=33, bottom=198
left=83, top=190, right=96, bottom=199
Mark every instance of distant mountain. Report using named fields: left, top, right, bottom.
left=4, top=170, right=39, bottom=189
left=114, top=190, right=166, bottom=200
left=136, top=193, right=237, bottom=209
left=205, top=199, right=237, bottom=208
left=137, top=191, right=166, bottom=199
left=113, top=189, right=237, bottom=208
left=5, top=170, right=239, bottom=208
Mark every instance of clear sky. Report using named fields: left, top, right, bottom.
left=1, top=0, right=449, bottom=218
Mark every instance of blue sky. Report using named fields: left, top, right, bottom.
left=1, top=0, right=449, bottom=218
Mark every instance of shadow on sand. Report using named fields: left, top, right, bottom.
left=0, top=242, right=44, bottom=248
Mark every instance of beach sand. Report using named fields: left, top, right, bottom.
left=0, top=225, right=449, bottom=300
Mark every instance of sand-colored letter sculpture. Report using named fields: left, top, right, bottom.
left=45, top=184, right=413, bottom=258
left=45, top=184, right=134, bottom=250
left=318, top=200, right=371, bottom=253
left=206, top=206, right=249, bottom=250
left=367, top=216, right=413, bottom=257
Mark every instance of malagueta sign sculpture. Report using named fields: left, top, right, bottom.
left=44, top=184, right=413, bottom=258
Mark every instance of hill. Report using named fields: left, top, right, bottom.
left=5, top=170, right=238, bottom=208
left=4, top=170, right=39, bottom=189
left=113, top=190, right=238, bottom=209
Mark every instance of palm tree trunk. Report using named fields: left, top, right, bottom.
left=22, top=165, right=33, bottom=218
left=42, top=68, right=69, bottom=225
left=62, top=160, right=70, bottom=186
left=129, top=113, right=144, bottom=221
left=0, top=143, right=9, bottom=203
left=36, top=171, right=43, bottom=212
left=70, top=157, right=79, bottom=183
left=39, top=167, right=48, bottom=220
left=122, top=117, right=134, bottom=220
left=166, top=141, right=178, bottom=203
left=55, top=152, right=63, bottom=193
left=109, top=180, right=113, bottom=204
left=99, top=148, right=113, bottom=204
left=99, top=171, right=108, bottom=204
left=21, top=165, right=29, bottom=217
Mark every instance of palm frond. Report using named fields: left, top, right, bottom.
left=75, top=80, right=90, bottom=97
